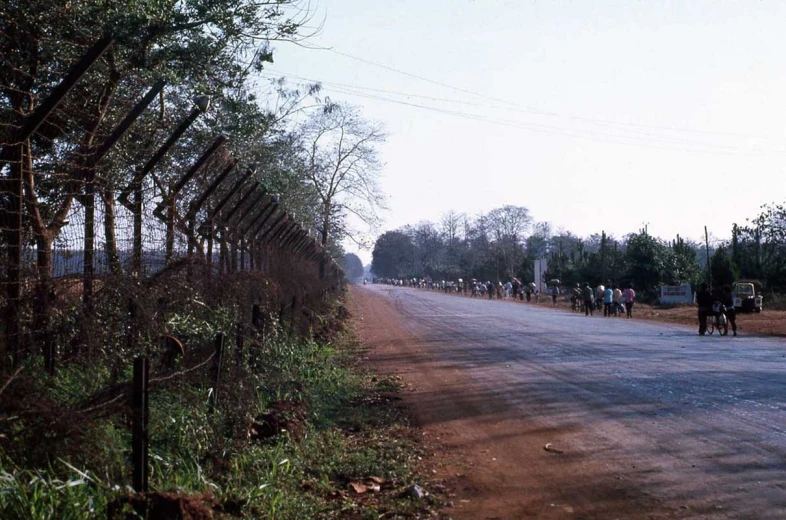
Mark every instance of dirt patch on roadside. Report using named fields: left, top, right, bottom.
left=634, top=304, right=785, bottom=336
left=439, top=290, right=786, bottom=337
left=538, top=298, right=786, bottom=336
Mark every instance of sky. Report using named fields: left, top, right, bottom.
left=265, top=0, right=786, bottom=264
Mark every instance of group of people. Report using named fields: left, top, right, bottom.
left=377, top=277, right=542, bottom=302
left=373, top=277, right=742, bottom=338
left=695, top=283, right=738, bottom=336
left=458, top=279, right=537, bottom=301
left=570, top=283, right=636, bottom=318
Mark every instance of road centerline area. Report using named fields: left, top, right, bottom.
left=352, top=285, right=786, bottom=520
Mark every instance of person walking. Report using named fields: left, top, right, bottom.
left=696, top=283, right=713, bottom=335
left=595, top=284, right=606, bottom=312
left=603, top=286, right=614, bottom=316
left=582, top=283, right=595, bottom=316
left=571, top=283, right=581, bottom=312
left=612, top=286, right=623, bottom=316
left=720, top=285, right=737, bottom=336
left=622, top=284, right=636, bottom=318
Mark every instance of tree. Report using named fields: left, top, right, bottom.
left=709, top=246, right=739, bottom=291
left=440, top=210, right=465, bottom=273
left=408, top=222, right=445, bottom=278
left=734, top=203, right=786, bottom=292
left=485, top=205, right=532, bottom=280
left=371, top=231, right=416, bottom=279
left=1, top=0, right=310, bottom=277
left=625, top=232, right=668, bottom=298
left=0, top=0, right=313, bottom=359
left=343, top=253, right=364, bottom=281
left=299, top=102, right=386, bottom=250
left=663, top=235, right=701, bottom=286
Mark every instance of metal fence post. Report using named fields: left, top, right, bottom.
left=252, top=303, right=262, bottom=329
left=132, top=356, right=150, bottom=493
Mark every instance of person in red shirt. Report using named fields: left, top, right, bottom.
left=622, top=285, right=636, bottom=318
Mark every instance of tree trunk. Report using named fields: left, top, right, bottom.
left=230, top=230, right=238, bottom=272
left=165, top=193, right=175, bottom=266
left=102, top=187, right=123, bottom=276
left=83, top=171, right=95, bottom=311
left=321, top=201, right=331, bottom=247
left=132, top=182, right=143, bottom=277
left=33, top=234, right=55, bottom=363
left=5, top=143, right=23, bottom=366
left=219, top=228, right=228, bottom=274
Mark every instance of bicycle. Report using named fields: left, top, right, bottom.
left=706, top=302, right=728, bottom=336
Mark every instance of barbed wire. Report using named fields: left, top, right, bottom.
left=1, top=36, right=343, bottom=374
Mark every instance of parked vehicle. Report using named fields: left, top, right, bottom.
left=732, top=280, right=763, bottom=313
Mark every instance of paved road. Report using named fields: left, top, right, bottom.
left=354, top=285, right=786, bottom=519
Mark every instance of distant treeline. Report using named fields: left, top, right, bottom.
left=370, top=204, right=786, bottom=300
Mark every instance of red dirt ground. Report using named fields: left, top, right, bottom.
left=529, top=296, right=786, bottom=337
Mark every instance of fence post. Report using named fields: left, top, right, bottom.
left=239, top=236, right=246, bottom=271
left=43, top=337, right=55, bottom=376
left=206, top=218, right=214, bottom=277
left=187, top=215, right=196, bottom=278
left=132, top=181, right=143, bottom=277
left=165, top=190, right=176, bottom=265
left=219, top=228, right=227, bottom=274
left=211, top=332, right=225, bottom=409
left=132, top=356, right=149, bottom=493
left=252, top=303, right=262, bottom=329
left=83, top=170, right=95, bottom=312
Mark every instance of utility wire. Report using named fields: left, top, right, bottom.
left=261, top=71, right=786, bottom=156
left=286, top=44, right=780, bottom=140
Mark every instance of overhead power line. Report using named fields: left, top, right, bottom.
left=290, top=45, right=780, bottom=141
left=260, top=71, right=786, bottom=156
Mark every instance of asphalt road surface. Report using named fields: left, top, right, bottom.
left=352, top=285, right=786, bottom=520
